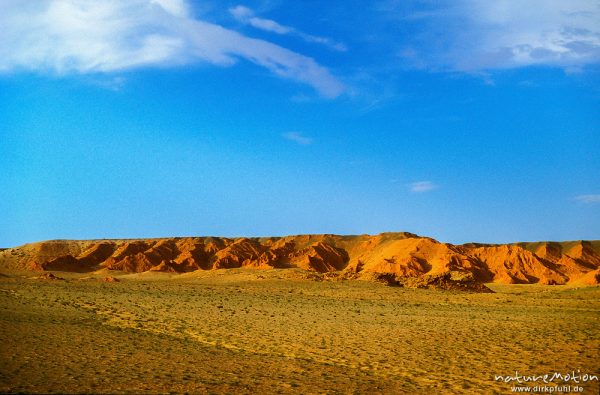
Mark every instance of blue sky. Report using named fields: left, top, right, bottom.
left=1, top=0, right=599, bottom=247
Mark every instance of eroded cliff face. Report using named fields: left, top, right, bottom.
left=1, top=233, right=599, bottom=285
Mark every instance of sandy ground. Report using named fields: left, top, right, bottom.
left=0, top=269, right=598, bottom=394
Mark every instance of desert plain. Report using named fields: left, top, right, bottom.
left=1, top=233, right=599, bottom=394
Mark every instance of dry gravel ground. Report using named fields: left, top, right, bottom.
left=0, top=269, right=598, bottom=394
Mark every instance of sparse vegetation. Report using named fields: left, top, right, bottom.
left=0, top=271, right=598, bottom=393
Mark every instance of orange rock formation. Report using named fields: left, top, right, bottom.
left=1, top=233, right=599, bottom=285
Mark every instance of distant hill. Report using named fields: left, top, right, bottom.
left=1, top=233, right=599, bottom=285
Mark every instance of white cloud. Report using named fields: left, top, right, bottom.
left=0, top=0, right=344, bottom=98
left=574, top=194, right=600, bottom=204
left=397, top=0, right=600, bottom=72
left=282, top=131, right=313, bottom=145
left=229, top=5, right=253, bottom=21
left=150, top=0, right=188, bottom=17
left=229, top=5, right=347, bottom=52
left=409, top=181, right=437, bottom=193
left=230, top=6, right=292, bottom=34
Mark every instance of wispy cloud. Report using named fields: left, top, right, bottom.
left=230, top=6, right=291, bottom=34
left=229, top=5, right=347, bottom=52
left=574, top=194, right=600, bottom=204
left=390, top=0, right=600, bottom=72
left=409, top=181, right=437, bottom=193
left=0, top=0, right=344, bottom=98
left=282, top=131, right=313, bottom=145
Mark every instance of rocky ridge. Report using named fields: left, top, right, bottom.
left=1, top=233, right=599, bottom=286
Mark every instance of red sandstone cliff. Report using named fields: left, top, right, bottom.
left=1, top=233, right=598, bottom=285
